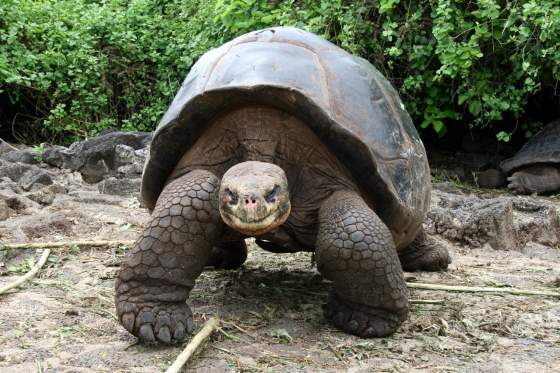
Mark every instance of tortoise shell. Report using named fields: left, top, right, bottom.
left=142, top=27, right=431, bottom=246
left=500, top=120, right=560, bottom=173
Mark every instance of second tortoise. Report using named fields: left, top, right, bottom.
left=478, top=120, right=560, bottom=194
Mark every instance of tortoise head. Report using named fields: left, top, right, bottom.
left=219, top=161, right=291, bottom=236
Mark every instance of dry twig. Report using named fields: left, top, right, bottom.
left=409, top=299, right=445, bottom=305
left=0, top=137, right=18, bottom=151
left=1, top=240, right=135, bottom=250
left=0, top=249, right=51, bottom=295
left=407, top=282, right=560, bottom=297
left=166, top=316, right=220, bottom=373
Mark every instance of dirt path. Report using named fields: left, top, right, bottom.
left=1, top=183, right=559, bottom=372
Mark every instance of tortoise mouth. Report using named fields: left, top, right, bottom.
left=220, top=201, right=291, bottom=236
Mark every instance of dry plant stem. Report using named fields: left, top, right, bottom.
left=409, top=299, right=445, bottom=305
left=1, top=240, right=135, bottom=250
left=0, top=137, right=18, bottom=151
left=0, top=249, right=51, bottom=295
left=408, top=282, right=560, bottom=297
left=166, top=316, right=220, bottom=373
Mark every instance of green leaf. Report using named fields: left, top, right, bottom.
left=468, top=100, right=482, bottom=116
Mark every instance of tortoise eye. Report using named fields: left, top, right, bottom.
left=265, top=185, right=280, bottom=203
left=224, top=188, right=238, bottom=205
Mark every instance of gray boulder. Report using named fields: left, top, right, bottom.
left=18, top=169, right=53, bottom=191
left=0, top=189, right=40, bottom=214
left=43, top=145, right=76, bottom=169
left=114, top=145, right=146, bottom=177
left=25, top=183, right=67, bottom=205
left=427, top=186, right=560, bottom=250
left=43, top=131, right=151, bottom=183
left=0, top=199, right=14, bottom=221
left=0, top=160, right=54, bottom=192
left=97, top=177, right=141, bottom=197
left=0, top=149, right=39, bottom=164
left=0, top=160, right=33, bottom=182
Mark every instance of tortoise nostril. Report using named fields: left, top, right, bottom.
left=243, top=197, right=259, bottom=207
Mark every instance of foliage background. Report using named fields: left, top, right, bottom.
left=1, top=0, right=559, bottom=143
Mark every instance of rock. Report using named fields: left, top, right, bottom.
left=513, top=198, right=560, bottom=248
left=43, top=132, right=151, bottom=183
left=0, top=177, right=22, bottom=194
left=427, top=195, right=518, bottom=250
left=66, top=190, right=129, bottom=206
left=19, top=211, right=75, bottom=239
left=114, top=144, right=136, bottom=166
left=0, top=199, right=15, bottom=221
left=0, top=160, right=33, bottom=182
left=0, top=149, right=39, bottom=164
left=80, top=158, right=110, bottom=183
left=0, top=160, right=54, bottom=192
left=0, top=141, right=17, bottom=156
left=114, top=145, right=146, bottom=177
left=18, top=169, right=53, bottom=191
left=427, top=188, right=560, bottom=250
left=25, top=184, right=67, bottom=205
left=522, top=242, right=560, bottom=261
left=0, top=189, right=40, bottom=213
left=43, top=145, right=77, bottom=169
left=97, top=177, right=141, bottom=197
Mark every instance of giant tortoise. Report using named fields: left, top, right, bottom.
left=115, top=27, right=450, bottom=343
left=502, top=121, right=560, bottom=194
left=478, top=120, right=560, bottom=194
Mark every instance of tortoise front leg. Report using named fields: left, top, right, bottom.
left=316, top=191, right=409, bottom=337
left=115, top=170, right=221, bottom=344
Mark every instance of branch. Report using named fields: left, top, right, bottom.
left=409, top=299, right=445, bottom=305
left=1, top=240, right=135, bottom=250
left=165, top=316, right=220, bottom=373
left=0, top=249, right=51, bottom=295
left=0, top=137, right=18, bottom=151
left=407, top=282, right=560, bottom=298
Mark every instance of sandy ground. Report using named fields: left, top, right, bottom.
left=0, top=179, right=559, bottom=372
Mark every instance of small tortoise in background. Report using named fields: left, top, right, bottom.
left=115, top=27, right=450, bottom=344
left=478, top=120, right=560, bottom=194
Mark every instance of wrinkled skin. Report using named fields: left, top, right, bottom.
left=115, top=106, right=450, bottom=343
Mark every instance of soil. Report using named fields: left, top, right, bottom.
left=1, top=170, right=559, bottom=372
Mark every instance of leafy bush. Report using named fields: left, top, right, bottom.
left=1, top=0, right=559, bottom=142
left=1, top=0, right=226, bottom=142
left=215, top=0, right=560, bottom=140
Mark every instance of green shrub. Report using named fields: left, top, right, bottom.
left=215, top=0, right=560, bottom=140
left=1, top=0, right=559, bottom=142
left=1, top=0, right=226, bottom=142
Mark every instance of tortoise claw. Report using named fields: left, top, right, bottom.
left=157, top=325, right=171, bottom=344
left=139, top=324, right=155, bottom=342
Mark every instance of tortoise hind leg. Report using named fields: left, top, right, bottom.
left=507, top=165, right=560, bottom=194
left=115, top=170, right=222, bottom=344
left=398, top=229, right=450, bottom=272
left=207, top=241, right=248, bottom=270
left=316, top=191, right=409, bottom=337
